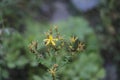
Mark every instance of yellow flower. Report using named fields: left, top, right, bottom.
left=70, top=36, right=78, bottom=43
left=43, top=35, right=58, bottom=46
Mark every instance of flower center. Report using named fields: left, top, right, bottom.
left=49, top=35, right=53, bottom=40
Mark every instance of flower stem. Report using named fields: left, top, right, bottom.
left=52, top=75, right=56, bottom=80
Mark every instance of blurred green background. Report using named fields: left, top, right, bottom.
left=0, top=0, right=120, bottom=80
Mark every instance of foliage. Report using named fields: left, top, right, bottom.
left=0, top=28, right=37, bottom=80
left=0, top=17, right=105, bottom=80
left=0, top=0, right=43, bottom=29
left=98, top=0, right=120, bottom=79
left=55, top=17, right=105, bottom=80
left=1, top=0, right=120, bottom=79
left=27, top=17, right=105, bottom=80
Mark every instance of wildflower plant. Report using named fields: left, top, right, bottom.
left=28, top=26, right=85, bottom=80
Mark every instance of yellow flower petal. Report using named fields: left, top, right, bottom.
left=46, top=40, right=50, bottom=46
left=51, top=41, right=56, bottom=46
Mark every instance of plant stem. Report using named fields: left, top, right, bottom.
left=52, top=75, right=56, bottom=80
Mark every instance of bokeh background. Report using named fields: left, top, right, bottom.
left=0, top=0, right=120, bottom=80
